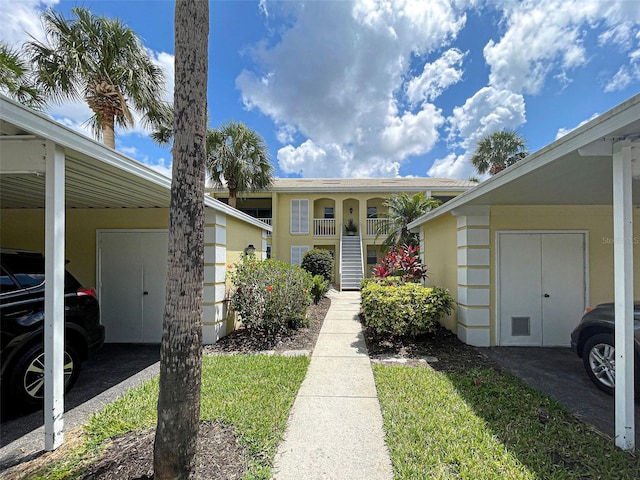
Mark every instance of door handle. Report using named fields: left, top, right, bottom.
left=543, top=293, right=550, bottom=298
left=143, top=291, right=149, bottom=295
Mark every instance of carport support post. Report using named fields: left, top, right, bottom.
left=612, top=141, right=635, bottom=451
left=44, top=141, right=65, bottom=451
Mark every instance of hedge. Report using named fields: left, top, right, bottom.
left=361, top=282, right=455, bottom=337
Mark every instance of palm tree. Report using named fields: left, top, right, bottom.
left=206, top=121, right=273, bottom=208
left=377, top=192, right=440, bottom=251
left=0, top=42, right=44, bottom=109
left=470, top=129, right=528, bottom=175
left=25, top=7, right=169, bottom=149
left=153, top=1, right=208, bottom=478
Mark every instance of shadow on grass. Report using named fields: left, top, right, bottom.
left=420, top=366, right=639, bottom=478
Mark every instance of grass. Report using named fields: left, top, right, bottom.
left=373, top=364, right=640, bottom=479
left=20, top=354, right=309, bottom=480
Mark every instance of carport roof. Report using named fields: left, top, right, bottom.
left=409, top=93, right=640, bottom=228
left=0, top=96, right=270, bottom=232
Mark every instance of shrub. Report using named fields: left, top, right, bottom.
left=229, top=255, right=313, bottom=334
left=310, top=275, right=330, bottom=304
left=361, top=282, right=455, bottom=337
left=360, top=276, right=405, bottom=290
left=301, top=248, right=333, bottom=282
left=373, top=245, right=427, bottom=282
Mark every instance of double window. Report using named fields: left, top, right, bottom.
left=291, top=246, right=310, bottom=266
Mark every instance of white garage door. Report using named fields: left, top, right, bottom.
left=498, top=232, right=587, bottom=346
left=98, top=230, right=168, bottom=343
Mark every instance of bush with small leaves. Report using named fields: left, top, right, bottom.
left=301, top=248, right=334, bottom=282
left=361, top=282, right=455, bottom=337
left=229, top=255, right=313, bottom=335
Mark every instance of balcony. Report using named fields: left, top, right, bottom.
left=313, top=218, right=336, bottom=237
left=366, top=218, right=391, bottom=237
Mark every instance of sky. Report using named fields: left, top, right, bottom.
left=1, top=0, right=640, bottom=181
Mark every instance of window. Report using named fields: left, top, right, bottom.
left=324, top=207, right=334, bottom=219
left=367, top=249, right=378, bottom=265
left=291, top=246, right=310, bottom=266
left=367, top=207, right=377, bottom=219
left=290, top=199, right=309, bottom=234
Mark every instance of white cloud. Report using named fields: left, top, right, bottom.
left=555, top=112, right=600, bottom=140
left=483, top=0, right=640, bottom=95
left=406, top=48, right=466, bottom=103
left=146, top=158, right=172, bottom=179
left=0, top=0, right=58, bottom=46
left=427, top=152, right=478, bottom=180
left=237, top=0, right=468, bottom=177
left=447, top=86, right=526, bottom=150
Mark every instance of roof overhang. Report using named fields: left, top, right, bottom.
left=0, top=96, right=270, bottom=232
left=409, top=93, right=640, bottom=229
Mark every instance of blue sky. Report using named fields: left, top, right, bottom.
left=2, top=0, right=639, bottom=180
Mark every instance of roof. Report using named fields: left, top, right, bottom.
left=0, top=95, right=270, bottom=232
left=209, top=177, right=477, bottom=195
left=408, top=92, right=640, bottom=229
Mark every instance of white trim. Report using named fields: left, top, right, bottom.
left=495, top=230, right=590, bottom=347
left=44, top=141, right=65, bottom=451
left=612, top=142, right=635, bottom=450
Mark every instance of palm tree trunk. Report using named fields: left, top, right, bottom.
left=153, top=1, right=208, bottom=479
left=228, top=189, right=237, bottom=208
left=102, top=113, right=116, bottom=149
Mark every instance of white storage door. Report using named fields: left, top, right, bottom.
left=98, top=230, right=168, bottom=343
left=498, top=232, right=586, bottom=347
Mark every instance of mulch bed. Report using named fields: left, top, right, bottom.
left=8, top=296, right=499, bottom=479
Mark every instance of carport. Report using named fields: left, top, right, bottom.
left=0, top=96, right=271, bottom=450
left=410, top=93, right=640, bottom=450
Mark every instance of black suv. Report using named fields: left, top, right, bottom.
left=1, top=249, right=104, bottom=408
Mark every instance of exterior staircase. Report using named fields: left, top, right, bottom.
left=340, top=234, right=364, bottom=290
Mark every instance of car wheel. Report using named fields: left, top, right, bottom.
left=582, top=333, right=616, bottom=396
left=9, top=344, right=82, bottom=407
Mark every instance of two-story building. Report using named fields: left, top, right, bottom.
left=209, top=178, right=476, bottom=289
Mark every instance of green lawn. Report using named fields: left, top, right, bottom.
left=23, top=355, right=309, bottom=480
left=373, top=364, right=640, bottom=479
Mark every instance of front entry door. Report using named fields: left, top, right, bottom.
left=499, top=233, right=586, bottom=346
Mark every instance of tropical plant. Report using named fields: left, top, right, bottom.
left=310, top=275, right=330, bottom=305
left=25, top=7, right=170, bottom=149
left=206, top=121, right=274, bottom=208
left=345, top=218, right=358, bottom=234
left=373, top=245, right=427, bottom=282
left=470, top=129, right=528, bottom=176
left=0, top=42, right=44, bottom=109
left=153, top=1, right=208, bottom=478
left=376, top=192, right=440, bottom=251
left=301, top=248, right=333, bottom=282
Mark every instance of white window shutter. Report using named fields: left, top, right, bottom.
left=290, top=199, right=309, bottom=234
left=291, top=245, right=311, bottom=266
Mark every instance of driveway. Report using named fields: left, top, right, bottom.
left=483, top=346, right=640, bottom=449
left=0, top=344, right=159, bottom=467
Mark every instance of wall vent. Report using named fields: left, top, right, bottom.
left=511, top=316, right=531, bottom=336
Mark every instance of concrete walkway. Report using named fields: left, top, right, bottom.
left=272, top=290, right=394, bottom=480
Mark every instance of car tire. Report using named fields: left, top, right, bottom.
left=9, top=344, right=82, bottom=408
left=582, top=333, right=616, bottom=396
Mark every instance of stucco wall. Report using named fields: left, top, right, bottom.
left=422, top=213, right=458, bottom=332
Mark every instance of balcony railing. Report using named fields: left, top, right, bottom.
left=313, top=218, right=336, bottom=236
left=366, top=218, right=391, bottom=236
left=257, top=217, right=272, bottom=236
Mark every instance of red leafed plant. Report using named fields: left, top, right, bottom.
left=373, top=245, right=427, bottom=282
